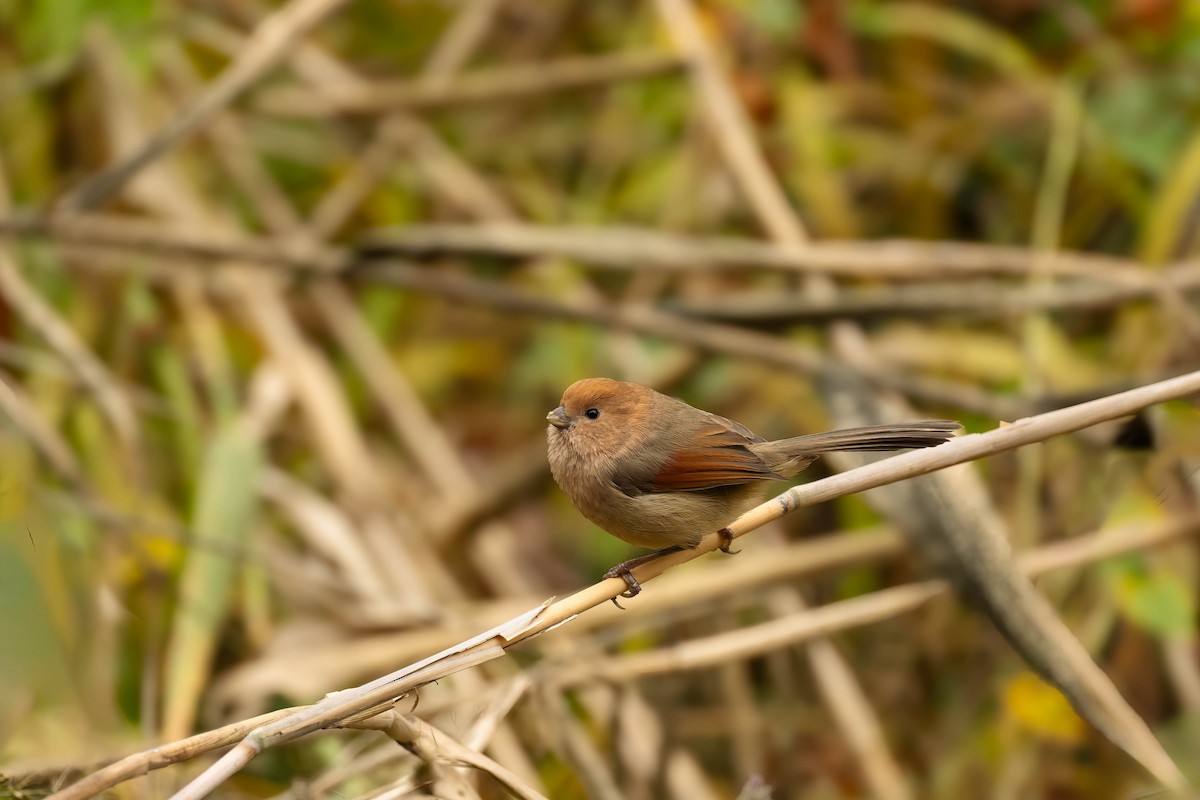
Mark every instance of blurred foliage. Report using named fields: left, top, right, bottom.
left=0, top=1, right=1199, bottom=799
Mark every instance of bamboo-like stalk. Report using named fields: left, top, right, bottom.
left=51, top=369, right=1200, bottom=800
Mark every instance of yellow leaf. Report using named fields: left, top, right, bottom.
left=1003, top=671, right=1085, bottom=744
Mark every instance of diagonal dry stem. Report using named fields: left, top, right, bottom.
left=650, top=1, right=1188, bottom=795
left=348, top=711, right=547, bottom=800
left=48, top=370, right=1200, bottom=800
left=551, top=513, right=1200, bottom=685
left=59, top=0, right=353, bottom=212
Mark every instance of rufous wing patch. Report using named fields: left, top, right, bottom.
left=647, top=421, right=784, bottom=492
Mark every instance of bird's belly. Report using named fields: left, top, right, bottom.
left=586, top=486, right=763, bottom=550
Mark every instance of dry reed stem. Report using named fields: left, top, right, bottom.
left=656, top=0, right=808, bottom=243
left=349, top=711, right=547, bottom=800
left=65, top=12, right=689, bottom=789
left=59, top=0, right=353, bottom=211
left=40, top=707, right=301, bottom=800
left=461, top=676, right=532, bottom=753
left=0, top=368, right=87, bottom=488
left=0, top=213, right=1164, bottom=281
left=802, top=627, right=912, bottom=800
left=108, top=12, right=782, bottom=786
left=154, top=46, right=391, bottom=514
left=552, top=512, right=1200, bottom=684
left=0, top=213, right=346, bottom=271
left=361, top=222, right=1149, bottom=282
left=355, top=261, right=1022, bottom=418
left=669, top=271, right=1200, bottom=321
left=35, top=35, right=945, bottom=800
left=293, top=0, right=498, bottom=496
left=182, top=9, right=502, bottom=621
left=162, top=644, right=508, bottom=800
left=562, top=527, right=905, bottom=633
left=650, top=2, right=1186, bottom=792
left=766, top=587, right=912, bottom=800
left=0, top=250, right=141, bottom=460
left=0, top=210, right=1178, bottom=417
left=0, top=339, right=171, bottom=417
left=79, top=26, right=412, bottom=739
left=16, top=216, right=1189, bottom=422
left=0, top=172, right=141, bottom=461
left=255, top=50, right=685, bottom=116
left=281, top=12, right=557, bottom=786
left=7, top=4, right=1190, bottom=796
left=659, top=0, right=929, bottom=792
left=545, top=693, right=626, bottom=800
left=258, top=469, right=409, bottom=624
left=49, top=370, right=1200, bottom=800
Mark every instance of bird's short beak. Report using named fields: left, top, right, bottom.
left=547, top=406, right=570, bottom=429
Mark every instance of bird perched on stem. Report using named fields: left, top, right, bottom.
left=546, top=377, right=959, bottom=600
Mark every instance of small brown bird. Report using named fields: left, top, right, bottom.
left=547, top=377, right=959, bottom=598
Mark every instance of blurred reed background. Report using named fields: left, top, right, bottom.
left=1, top=1, right=1200, bottom=798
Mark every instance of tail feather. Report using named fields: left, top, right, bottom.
left=767, top=421, right=960, bottom=455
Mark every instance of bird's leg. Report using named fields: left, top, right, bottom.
left=717, top=527, right=739, bottom=555
left=603, top=546, right=683, bottom=607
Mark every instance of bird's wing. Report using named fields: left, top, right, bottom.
left=637, top=415, right=785, bottom=492
left=702, top=410, right=766, bottom=444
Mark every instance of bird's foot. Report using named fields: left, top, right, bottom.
left=717, top=527, right=740, bottom=554
left=602, top=547, right=683, bottom=609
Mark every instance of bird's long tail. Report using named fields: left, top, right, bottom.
left=753, top=420, right=959, bottom=478
left=772, top=420, right=961, bottom=454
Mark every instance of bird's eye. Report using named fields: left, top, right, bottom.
left=584, top=408, right=600, bottom=420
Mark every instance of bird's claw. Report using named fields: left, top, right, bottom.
left=717, top=527, right=740, bottom=555
left=603, top=565, right=643, bottom=608
left=603, top=566, right=642, bottom=597
left=603, top=548, right=684, bottom=608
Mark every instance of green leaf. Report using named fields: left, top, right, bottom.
left=1116, top=570, right=1195, bottom=638
left=160, top=422, right=261, bottom=739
